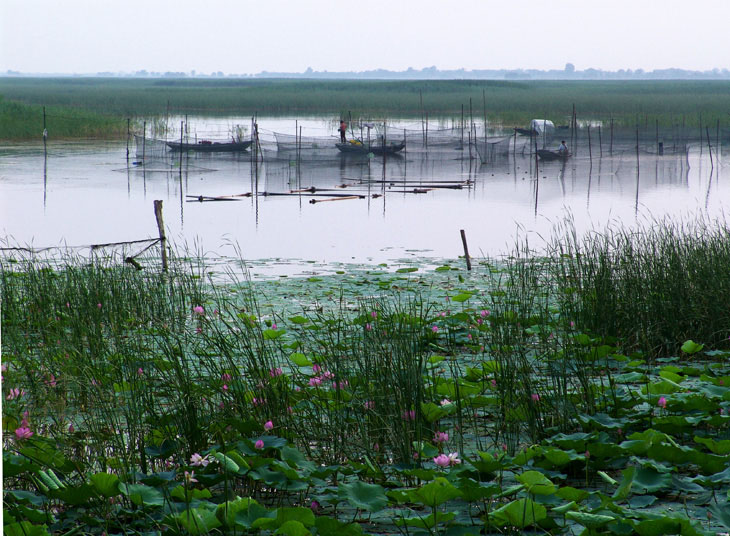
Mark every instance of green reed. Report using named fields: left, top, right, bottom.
left=2, top=78, right=730, bottom=139
left=547, top=216, right=730, bottom=357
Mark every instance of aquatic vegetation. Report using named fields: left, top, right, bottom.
left=4, top=219, right=730, bottom=534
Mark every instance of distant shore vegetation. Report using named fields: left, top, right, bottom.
left=1, top=77, right=729, bottom=140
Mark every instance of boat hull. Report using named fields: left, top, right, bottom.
left=537, top=149, right=570, bottom=161
left=336, top=142, right=405, bottom=155
left=167, top=140, right=252, bottom=152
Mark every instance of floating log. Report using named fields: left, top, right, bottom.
left=309, top=195, right=365, bottom=204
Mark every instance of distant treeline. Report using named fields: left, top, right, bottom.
left=1, top=77, right=729, bottom=139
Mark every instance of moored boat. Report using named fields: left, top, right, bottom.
left=537, top=149, right=570, bottom=161
left=167, top=140, right=252, bottom=152
left=335, top=140, right=405, bottom=155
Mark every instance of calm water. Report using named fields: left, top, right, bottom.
left=1, top=116, right=727, bottom=276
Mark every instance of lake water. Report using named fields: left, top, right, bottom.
left=1, top=116, right=726, bottom=277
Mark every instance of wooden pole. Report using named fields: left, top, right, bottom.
left=153, top=200, right=168, bottom=271
left=43, top=106, right=48, bottom=151
left=179, top=121, right=184, bottom=168
left=142, top=121, right=146, bottom=162
left=460, top=229, right=472, bottom=271
left=420, top=90, right=424, bottom=145
left=609, top=118, right=614, bottom=156
left=126, top=118, right=130, bottom=160
left=598, top=124, right=603, bottom=158
left=706, top=126, right=714, bottom=169
left=425, top=112, right=429, bottom=149
left=461, top=104, right=464, bottom=148
left=587, top=125, right=592, bottom=162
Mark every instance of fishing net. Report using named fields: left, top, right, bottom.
left=134, top=134, right=169, bottom=160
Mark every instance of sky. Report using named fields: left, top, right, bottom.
left=1, top=0, right=729, bottom=75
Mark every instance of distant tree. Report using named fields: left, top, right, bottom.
left=564, top=63, right=575, bottom=73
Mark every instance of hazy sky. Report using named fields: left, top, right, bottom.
left=2, top=0, right=729, bottom=75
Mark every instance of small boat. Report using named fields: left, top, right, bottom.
left=336, top=141, right=405, bottom=155
left=537, top=149, right=570, bottom=161
left=167, top=140, right=253, bottom=152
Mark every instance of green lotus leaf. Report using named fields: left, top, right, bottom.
left=489, top=498, right=547, bottom=528
left=339, top=481, right=388, bottom=512
left=516, top=470, right=556, bottom=495
left=565, top=511, right=615, bottom=529
left=90, top=472, right=120, bottom=497
left=408, top=477, right=462, bottom=507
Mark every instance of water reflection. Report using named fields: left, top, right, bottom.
left=0, top=135, right=726, bottom=276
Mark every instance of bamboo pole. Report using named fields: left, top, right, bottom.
left=587, top=125, right=592, bottom=162
left=460, top=229, right=472, bottom=271
left=142, top=121, right=146, bottom=162
left=153, top=200, right=167, bottom=271
left=609, top=118, right=614, bottom=156
left=706, top=126, right=714, bottom=170
left=126, top=118, right=130, bottom=160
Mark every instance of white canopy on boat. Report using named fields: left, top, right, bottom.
left=530, top=119, right=555, bottom=135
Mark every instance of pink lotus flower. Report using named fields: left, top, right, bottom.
left=271, top=323, right=277, bottom=330
left=222, top=384, right=228, bottom=392
left=431, top=325, right=439, bottom=333
left=434, top=431, right=449, bottom=443
left=312, top=364, right=322, bottom=373
left=371, top=311, right=377, bottom=319
left=310, top=500, right=320, bottom=513
left=364, top=400, right=375, bottom=410
left=193, top=306, right=205, bottom=315
left=480, top=309, right=490, bottom=317
left=440, top=398, right=452, bottom=406
left=657, top=396, right=667, bottom=409
left=308, top=377, right=322, bottom=387
left=433, top=454, right=450, bottom=467
left=402, top=409, right=416, bottom=421
left=254, top=439, right=265, bottom=450
left=269, top=367, right=283, bottom=377
left=264, top=420, right=274, bottom=431
left=221, top=373, right=232, bottom=382
left=15, top=427, right=33, bottom=440
left=447, top=452, right=462, bottom=465
left=190, top=453, right=210, bottom=467
left=184, top=470, right=198, bottom=483
left=68, top=423, right=75, bottom=433
left=531, top=393, right=540, bottom=402
left=137, top=368, right=144, bottom=376
left=97, top=303, right=102, bottom=309
left=365, top=323, right=372, bottom=331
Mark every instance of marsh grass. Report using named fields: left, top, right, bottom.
left=548, top=216, right=730, bottom=357
left=0, top=95, right=127, bottom=140
left=2, top=78, right=729, bottom=139
left=5, top=218, right=730, bottom=533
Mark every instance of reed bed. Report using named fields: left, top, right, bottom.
left=4, top=217, right=730, bottom=534
left=2, top=78, right=729, bottom=139
left=0, top=96, right=127, bottom=140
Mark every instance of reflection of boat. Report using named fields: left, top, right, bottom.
left=537, top=149, right=570, bottom=161
left=167, top=140, right=252, bottom=152
left=336, top=141, right=405, bottom=155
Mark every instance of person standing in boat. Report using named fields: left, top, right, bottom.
left=339, top=120, right=347, bottom=143
left=558, top=140, right=569, bottom=154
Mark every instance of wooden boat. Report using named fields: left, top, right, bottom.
left=167, top=140, right=252, bottom=152
left=537, top=149, right=570, bottom=161
left=336, top=141, right=405, bottom=155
